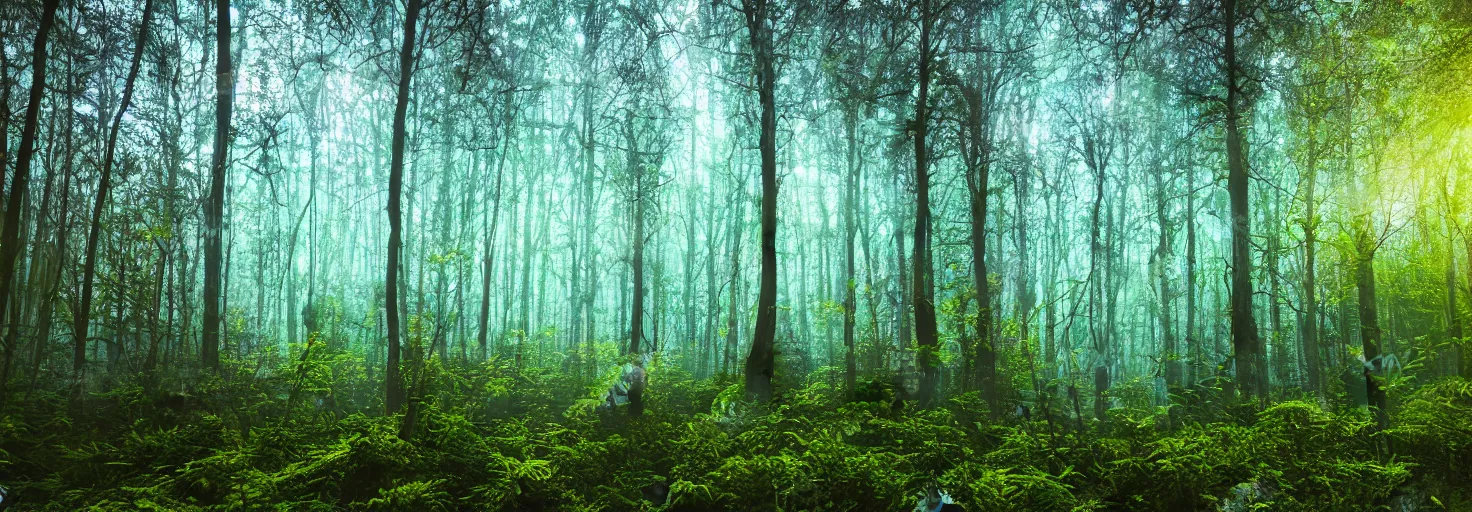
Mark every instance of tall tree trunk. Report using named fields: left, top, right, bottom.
left=1153, top=161, right=1177, bottom=389
left=966, top=155, right=993, bottom=407
left=518, top=163, right=536, bottom=367
left=1267, top=190, right=1284, bottom=394
left=9, top=107, right=55, bottom=392
left=1088, top=148, right=1107, bottom=421
left=911, top=0, right=940, bottom=407
left=0, top=34, right=9, bottom=189
left=1185, top=162, right=1199, bottom=386
left=627, top=113, right=645, bottom=359
left=77, top=0, right=154, bottom=383
left=569, top=1, right=600, bottom=374
left=478, top=96, right=512, bottom=361
left=843, top=109, right=859, bottom=397
left=1044, top=189, right=1060, bottom=377
left=201, top=0, right=235, bottom=371
left=704, top=164, right=718, bottom=378
left=628, top=126, right=648, bottom=417
left=1301, top=153, right=1322, bottom=396
left=580, top=29, right=602, bottom=374
left=726, top=181, right=743, bottom=376
left=742, top=0, right=778, bottom=402
left=29, top=68, right=73, bottom=396
left=1449, top=242, right=1463, bottom=378
left=1014, top=163, right=1035, bottom=386
left=1355, top=218, right=1389, bottom=434
left=385, top=0, right=420, bottom=414
left=1223, top=0, right=1263, bottom=402
left=895, top=216, right=908, bottom=373
left=0, top=0, right=62, bottom=388
left=959, top=79, right=996, bottom=413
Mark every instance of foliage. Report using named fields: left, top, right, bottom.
left=3, top=360, right=1468, bottom=511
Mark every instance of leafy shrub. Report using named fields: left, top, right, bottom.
left=3, top=360, right=1468, bottom=511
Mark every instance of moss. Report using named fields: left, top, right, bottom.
left=2, top=361, right=1467, bottom=511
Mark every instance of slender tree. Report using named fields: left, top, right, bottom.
left=200, top=0, right=235, bottom=371
left=911, top=0, right=941, bottom=406
left=738, top=0, right=779, bottom=402
left=386, top=0, right=422, bottom=414
left=0, top=0, right=63, bottom=386
left=76, top=0, right=155, bottom=382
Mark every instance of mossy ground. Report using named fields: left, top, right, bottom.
left=2, top=353, right=1469, bottom=511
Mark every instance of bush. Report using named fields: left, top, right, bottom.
left=3, top=361, right=1468, bottom=511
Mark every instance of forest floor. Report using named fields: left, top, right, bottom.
left=1, top=353, right=1470, bottom=511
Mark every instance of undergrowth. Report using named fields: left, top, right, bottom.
left=1, top=353, right=1469, bottom=511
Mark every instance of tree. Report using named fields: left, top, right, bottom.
left=76, top=0, right=155, bottom=385
left=386, top=0, right=422, bottom=414
left=941, top=0, right=1034, bottom=414
left=1221, top=0, right=1266, bottom=403
left=478, top=94, right=512, bottom=361
left=0, top=0, right=63, bottom=390
left=909, top=0, right=942, bottom=407
left=200, top=0, right=235, bottom=371
left=736, top=0, right=780, bottom=402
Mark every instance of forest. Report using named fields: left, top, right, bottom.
left=0, top=0, right=1470, bottom=508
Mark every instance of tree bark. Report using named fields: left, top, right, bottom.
left=1090, top=161, right=1106, bottom=421
left=627, top=112, right=646, bottom=359
left=957, top=74, right=996, bottom=413
left=1301, top=150, right=1322, bottom=396
left=726, top=207, right=741, bottom=376
left=201, top=0, right=235, bottom=371
left=742, top=0, right=778, bottom=402
left=478, top=96, right=512, bottom=361
left=843, top=109, right=859, bottom=398
left=1445, top=243, right=1460, bottom=377
left=0, top=0, right=63, bottom=387
left=385, top=0, right=421, bottom=414
left=912, top=0, right=940, bottom=407
left=1355, top=218, right=1389, bottom=434
left=1153, top=158, right=1177, bottom=390
left=1223, top=0, right=1263, bottom=403
left=1185, top=162, right=1198, bottom=386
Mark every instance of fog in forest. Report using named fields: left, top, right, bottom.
left=0, top=0, right=1470, bottom=509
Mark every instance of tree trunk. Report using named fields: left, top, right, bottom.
left=704, top=170, right=718, bottom=378
left=1267, top=190, right=1284, bottom=394
left=0, top=0, right=62, bottom=389
left=1153, top=161, right=1177, bottom=390
left=201, top=0, right=235, bottom=371
left=911, top=0, right=940, bottom=407
left=843, top=109, right=859, bottom=398
left=1354, top=218, right=1390, bottom=434
left=518, top=164, right=536, bottom=367
left=742, top=0, right=778, bottom=402
left=1446, top=243, right=1460, bottom=377
left=478, top=96, right=512, bottom=361
left=627, top=113, right=645, bottom=360
left=1185, top=163, right=1198, bottom=386
left=1301, top=153, right=1322, bottom=396
left=78, top=0, right=154, bottom=383
left=1086, top=137, right=1111, bottom=421
left=30, top=75, right=73, bottom=395
left=1223, top=0, right=1263, bottom=403
left=726, top=178, right=744, bottom=376
left=958, top=77, right=996, bottom=413
left=1014, top=160, right=1035, bottom=394
left=385, top=0, right=420, bottom=414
